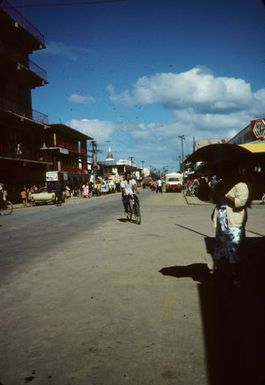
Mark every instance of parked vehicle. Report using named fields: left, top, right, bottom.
left=31, top=187, right=57, bottom=205
left=165, top=172, right=183, bottom=192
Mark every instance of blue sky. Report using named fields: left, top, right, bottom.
left=13, top=0, right=265, bottom=171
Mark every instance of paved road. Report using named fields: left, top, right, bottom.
left=0, top=191, right=264, bottom=385
left=0, top=192, right=133, bottom=279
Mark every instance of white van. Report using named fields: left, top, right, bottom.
left=165, top=172, right=183, bottom=192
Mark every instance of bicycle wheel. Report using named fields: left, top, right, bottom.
left=126, top=200, right=133, bottom=221
left=3, top=201, right=13, bottom=215
left=133, top=202, right=141, bottom=225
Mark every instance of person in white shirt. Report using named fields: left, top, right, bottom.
left=156, top=179, right=162, bottom=193
left=0, top=182, right=7, bottom=211
left=120, top=171, right=138, bottom=214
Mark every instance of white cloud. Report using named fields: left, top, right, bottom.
left=66, top=67, right=264, bottom=169
left=106, top=67, right=265, bottom=164
left=67, top=119, right=117, bottom=144
left=41, top=40, right=90, bottom=61
left=68, top=94, right=96, bottom=104
left=108, top=67, right=264, bottom=114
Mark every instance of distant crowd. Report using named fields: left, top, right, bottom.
left=15, top=177, right=126, bottom=207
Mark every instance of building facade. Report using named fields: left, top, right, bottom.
left=41, top=124, right=92, bottom=187
left=0, top=0, right=50, bottom=195
left=228, top=119, right=265, bottom=147
left=228, top=118, right=265, bottom=199
left=0, top=0, right=92, bottom=199
left=195, top=138, right=227, bottom=151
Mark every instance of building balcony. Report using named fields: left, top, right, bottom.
left=29, top=59, right=47, bottom=82
left=61, top=165, right=88, bottom=175
left=32, top=109, right=49, bottom=124
left=16, top=60, right=48, bottom=88
left=56, top=141, right=87, bottom=156
left=40, top=145, right=87, bottom=158
left=40, top=146, right=69, bottom=155
left=0, top=147, right=52, bottom=165
left=0, top=0, right=45, bottom=50
left=16, top=62, right=48, bottom=89
left=0, top=47, right=48, bottom=87
left=0, top=97, right=48, bottom=124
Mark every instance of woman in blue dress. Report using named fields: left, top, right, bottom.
left=211, top=165, right=249, bottom=285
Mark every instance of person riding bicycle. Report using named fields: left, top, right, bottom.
left=120, top=171, right=138, bottom=214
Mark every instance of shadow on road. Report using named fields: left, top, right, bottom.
left=160, top=263, right=212, bottom=282
left=117, top=217, right=141, bottom=225
left=117, top=218, right=128, bottom=222
left=160, top=236, right=265, bottom=385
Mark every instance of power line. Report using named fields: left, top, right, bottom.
left=14, top=0, right=127, bottom=8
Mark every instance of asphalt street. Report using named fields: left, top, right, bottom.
left=0, top=190, right=264, bottom=385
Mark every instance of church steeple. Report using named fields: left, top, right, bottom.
left=106, top=146, right=114, bottom=161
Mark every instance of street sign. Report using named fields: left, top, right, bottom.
left=46, top=171, right=69, bottom=181
left=46, top=171, right=59, bottom=181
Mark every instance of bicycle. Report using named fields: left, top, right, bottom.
left=0, top=200, right=13, bottom=215
left=126, top=194, right=141, bottom=225
left=184, top=185, right=199, bottom=197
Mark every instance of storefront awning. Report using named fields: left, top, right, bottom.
left=240, top=142, right=265, bottom=153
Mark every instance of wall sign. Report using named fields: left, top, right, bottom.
left=252, top=119, right=265, bottom=139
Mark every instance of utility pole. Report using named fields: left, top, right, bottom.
left=178, top=155, right=181, bottom=172
left=141, top=160, right=145, bottom=178
left=193, top=136, right=196, bottom=152
left=129, top=156, right=134, bottom=173
left=92, top=140, right=97, bottom=164
left=91, top=140, right=98, bottom=189
left=178, top=135, right=185, bottom=173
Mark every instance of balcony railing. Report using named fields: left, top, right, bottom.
left=29, top=59, right=48, bottom=82
left=62, top=166, right=88, bottom=175
left=32, top=109, right=49, bottom=124
left=0, top=46, right=47, bottom=82
left=0, top=97, right=48, bottom=124
left=0, top=0, right=45, bottom=46
left=57, top=140, right=88, bottom=156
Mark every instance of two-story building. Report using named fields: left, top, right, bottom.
left=40, top=123, right=92, bottom=187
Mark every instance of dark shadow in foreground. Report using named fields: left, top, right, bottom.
left=160, top=263, right=212, bottom=283
left=160, top=236, right=265, bottom=385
